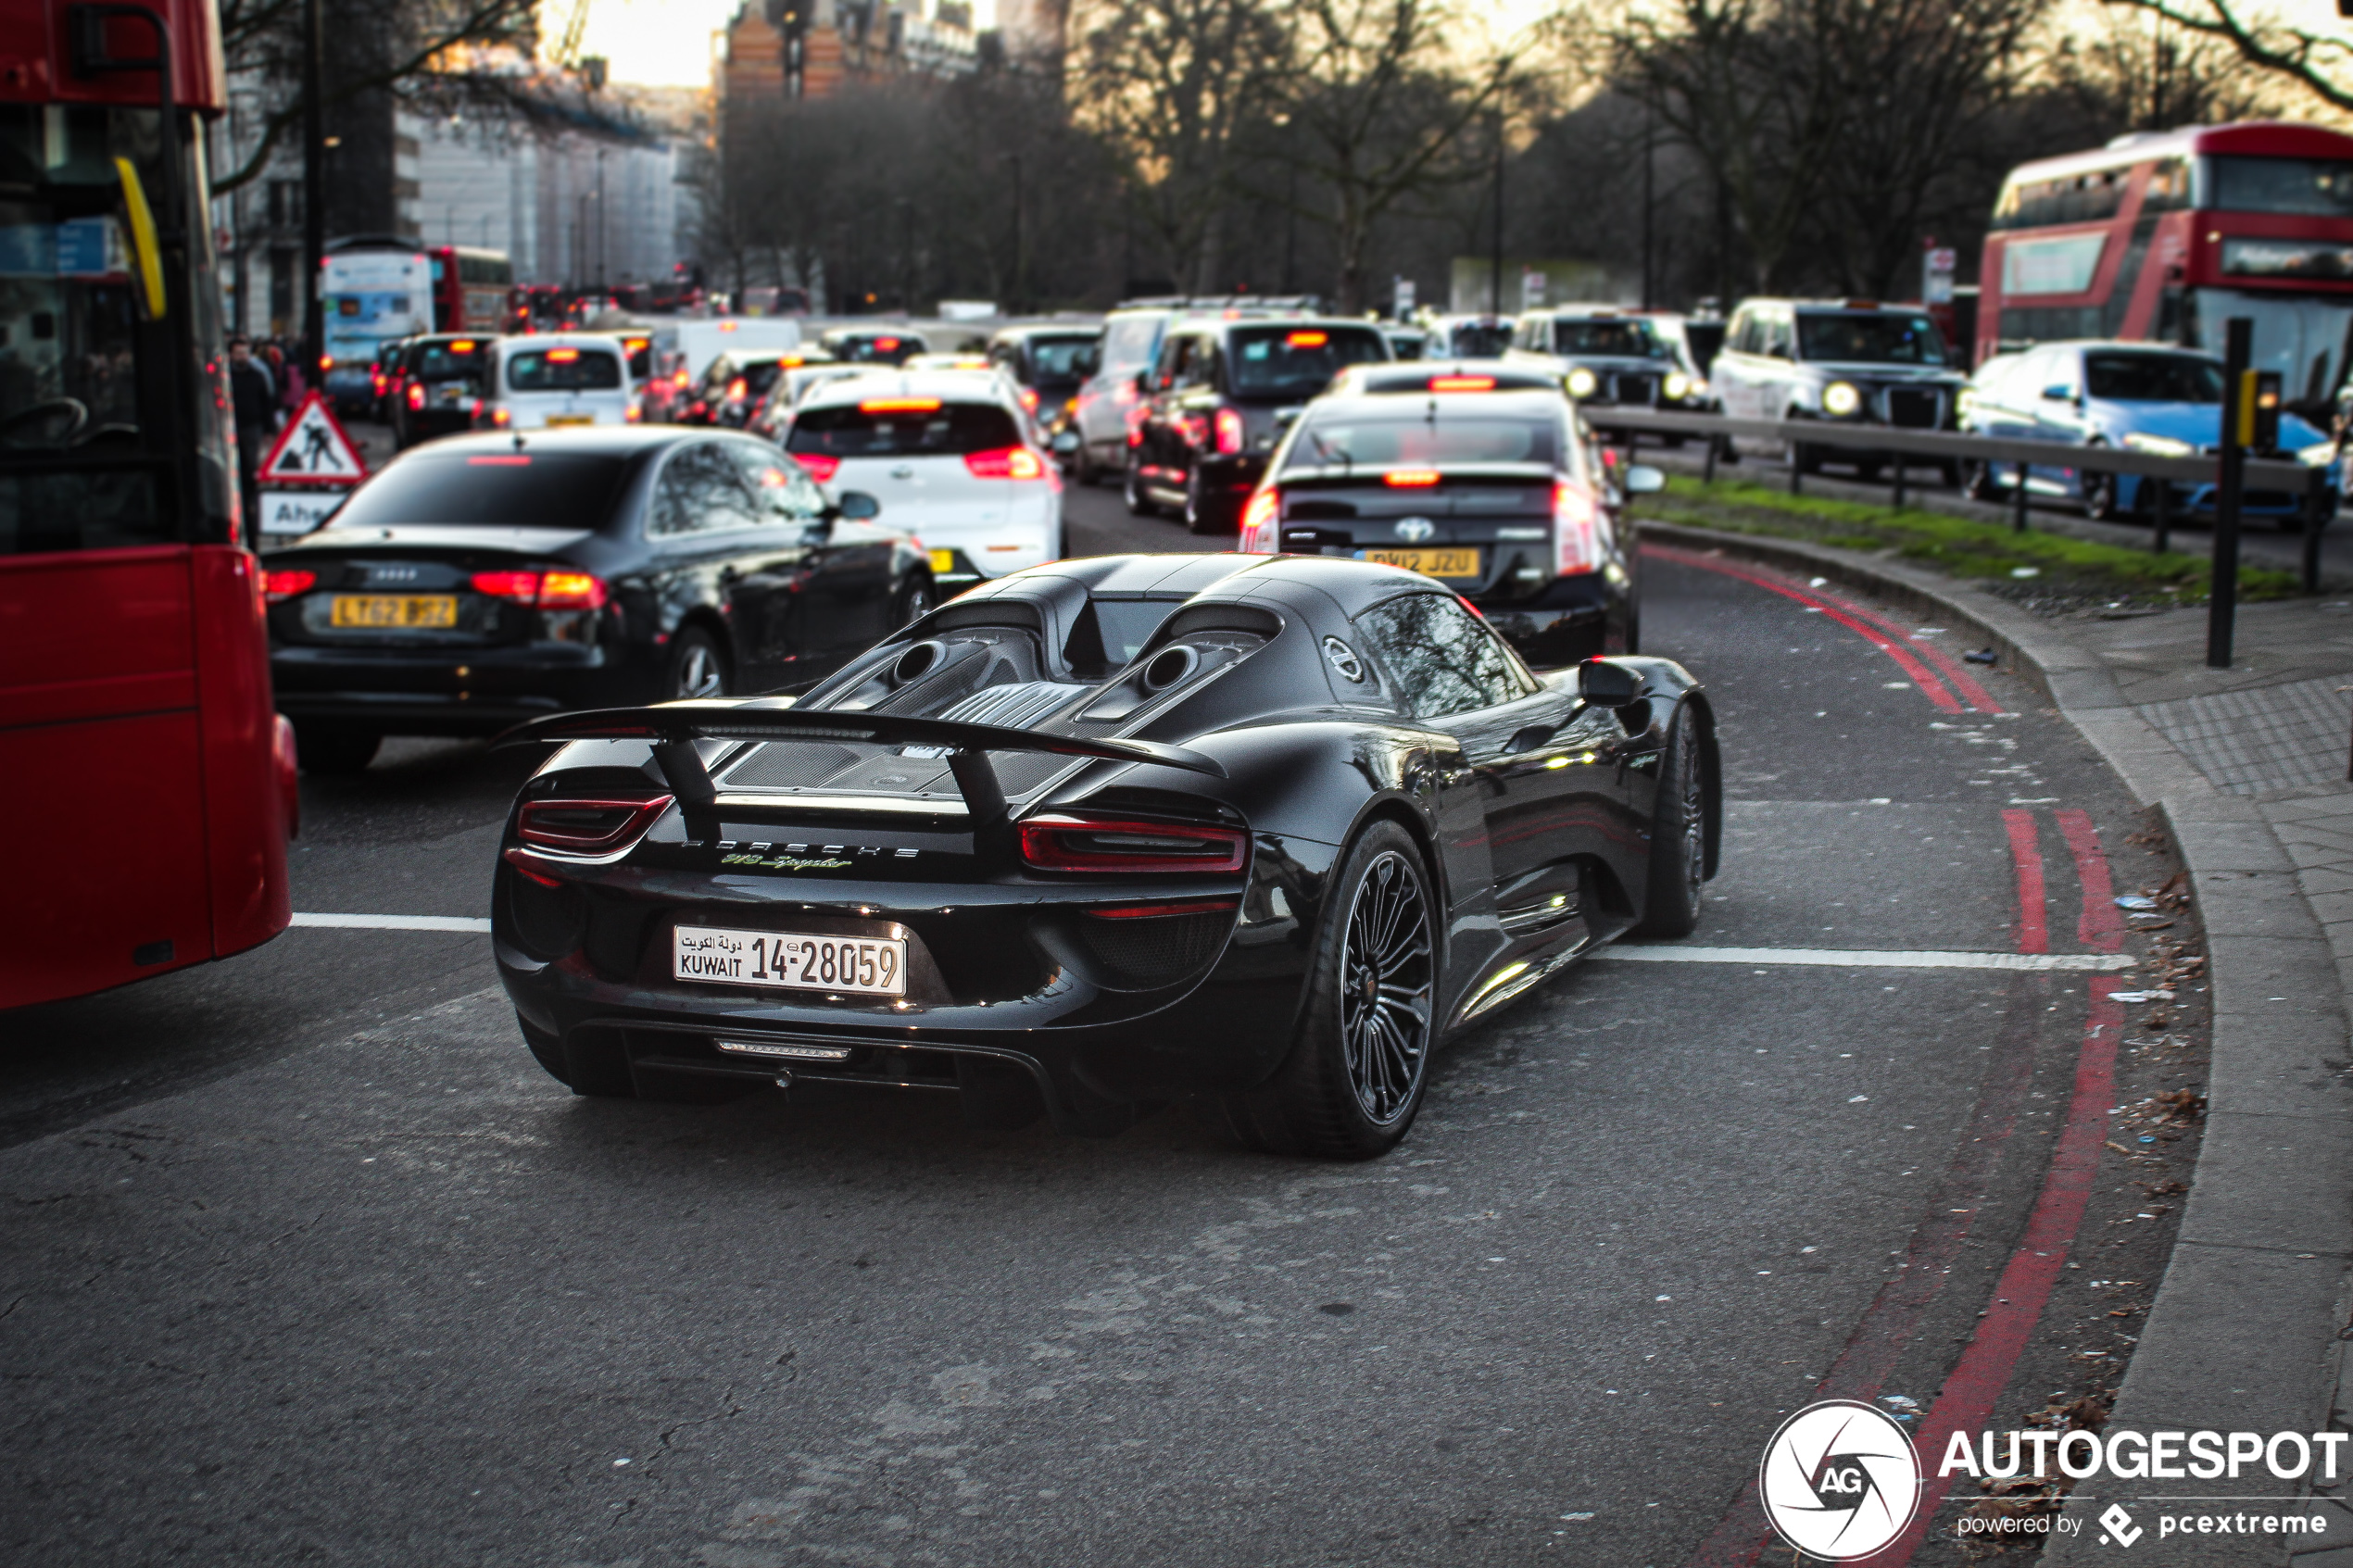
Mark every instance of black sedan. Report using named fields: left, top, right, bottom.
left=489, top=552, right=1718, bottom=1158
left=260, top=429, right=933, bottom=773
left=1239, top=388, right=1656, bottom=667
left=390, top=333, right=491, bottom=449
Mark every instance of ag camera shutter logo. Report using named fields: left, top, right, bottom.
left=1759, top=1399, right=1921, bottom=1560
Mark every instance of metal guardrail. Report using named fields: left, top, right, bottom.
left=1590, top=406, right=2338, bottom=592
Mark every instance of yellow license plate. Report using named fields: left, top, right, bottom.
left=928, top=548, right=957, bottom=573
left=545, top=414, right=594, bottom=427
left=1357, top=547, right=1481, bottom=579
left=331, top=595, right=459, bottom=629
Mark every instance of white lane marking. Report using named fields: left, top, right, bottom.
left=291, top=913, right=491, bottom=933
left=1598, top=946, right=2133, bottom=972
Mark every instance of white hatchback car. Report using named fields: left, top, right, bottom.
left=779, top=372, right=1063, bottom=593
left=480, top=334, right=636, bottom=432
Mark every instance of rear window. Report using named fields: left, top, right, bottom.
left=1228, top=326, right=1390, bottom=399
left=327, top=452, right=635, bottom=531
left=507, top=348, right=623, bottom=392
left=412, top=343, right=483, bottom=381
left=787, top=400, right=1023, bottom=458
left=1026, top=334, right=1098, bottom=380
left=1442, top=321, right=1514, bottom=358
left=1796, top=313, right=1947, bottom=366
left=2084, top=353, right=2223, bottom=403
left=1101, top=316, right=1164, bottom=373
left=1282, top=410, right=1562, bottom=473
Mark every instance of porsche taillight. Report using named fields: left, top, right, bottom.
left=1239, top=488, right=1280, bottom=553
left=1018, top=813, right=1250, bottom=875
left=514, top=795, right=673, bottom=856
left=1555, top=480, right=1603, bottom=575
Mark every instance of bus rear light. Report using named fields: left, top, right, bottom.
left=965, top=446, right=1046, bottom=479
left=1018, top=814, right=1250, bottom=875
left=792, top=452, right=841, bottom=482
left=1239, top=487, right=1280, bottom=553
left=263, top=570, right=317, bottom=601
left=1554, top=481, right=1602, bottom=575
left=1214, top=407, right=1245, bottom=454
left=515, top=795, right=673, bottom=855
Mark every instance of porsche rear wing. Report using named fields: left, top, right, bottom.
left=495, top=701, right=1226, bottom=827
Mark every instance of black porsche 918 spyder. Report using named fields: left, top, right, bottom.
left=492, top=552, right=1719, bottom=1159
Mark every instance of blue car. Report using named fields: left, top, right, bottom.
left=1957, top=341, right=2337, bottom=526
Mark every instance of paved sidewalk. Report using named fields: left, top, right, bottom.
left=1644, top=521, right=2353, bottom=1566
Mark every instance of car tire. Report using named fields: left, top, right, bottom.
left=1124, top=453, right=1160, bottom=518
left=894, top=573, right=935, bottom=626
left=294, top=722, right=381, bottom=774
left=2083, top=466, right=2123, bottom=522
left=1184, top=469, right=1229, bottom=535
left=1220, top=820, right=1438, bottom=1160
left=1634, top=701, right=1708, bottom=938
left=665, top=627, right=729, bottom=699
left=1075, top=439, right=1100, bottom=487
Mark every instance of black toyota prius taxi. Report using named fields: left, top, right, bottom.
left=259, top=428, right=933, bottom=772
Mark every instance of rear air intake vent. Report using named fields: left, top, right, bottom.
left=892, top=640, right=945, bottom=684
left=1079, top=908, right=1232, bottom=989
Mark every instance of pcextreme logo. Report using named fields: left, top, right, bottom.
left=1758, top=1399, right=1922, bottom=1561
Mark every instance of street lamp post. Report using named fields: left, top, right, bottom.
left=301, top=0, right=324, bottom=376
left=1489, top=111, right=1504, bottom=318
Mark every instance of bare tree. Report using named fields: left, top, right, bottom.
left=2088, top=0, right=2353, bottom=115
left=1257, top=0, right=1535, bottom=310
left=1068, top=0, right=1290, bottom=292
left=2046, top=6, right=2274, bottom=129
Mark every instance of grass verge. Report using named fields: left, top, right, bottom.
left=1635, top=475, right=2301, bottom=605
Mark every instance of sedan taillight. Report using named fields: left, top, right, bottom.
left=470, top=570, right=610, bottom=608
left=515, top=795, right=674, bottom=855
left=263, top=569, right=316, bottom=601
left=1018, top=813, right=1249, bottom=875
left=1555, top=480, right=1603, bottom=575
left=1214, top=407, right=1245, bottom=455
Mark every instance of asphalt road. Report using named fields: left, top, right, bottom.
left=0, top=475, right=2202, bottom=1565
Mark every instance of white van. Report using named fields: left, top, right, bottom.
left=646, top=320, right=807, bottom=418
left=481, top=334, right=635, bottom=432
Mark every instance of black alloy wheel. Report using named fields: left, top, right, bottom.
left=1634, top=701, right=1708, bottom=937
left=1222, top=820, right=1437, bottom=1160
left=666, top=627, right=729, bottom=699
left=294, top=721, right=381, bottom=775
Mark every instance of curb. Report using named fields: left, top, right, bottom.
left=1642, top=521, right=2353, bottom=1565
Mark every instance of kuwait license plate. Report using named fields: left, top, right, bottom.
left=545, top=413, right=595, bottom=427
left=330, top=594, right=458, bottom=628
left=1356, top=547, right=1481, bottom=579
left=673, top=924, right=906, bottom=997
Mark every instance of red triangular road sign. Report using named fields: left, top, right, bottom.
left=257, top=393, right=370, bottom=488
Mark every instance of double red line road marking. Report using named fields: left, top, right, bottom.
left=1652, top=547, right=2133, bottom=1566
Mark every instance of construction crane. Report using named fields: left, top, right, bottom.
left=550, top=0, right=592, bottom=69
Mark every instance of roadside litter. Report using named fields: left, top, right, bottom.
left=1963, top=648, right=1998, bottom=665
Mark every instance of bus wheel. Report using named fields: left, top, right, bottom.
left=295, top=722, right=381, bottom=774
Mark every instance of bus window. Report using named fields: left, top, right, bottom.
left=2144, top=157, right=2193, bottom=212
left=2208, top=155, right=2353, bottom=219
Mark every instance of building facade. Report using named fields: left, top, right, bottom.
left=719, top=0, right=977, bottom=106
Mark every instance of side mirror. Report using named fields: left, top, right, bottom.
left=1576, top=658, right=1642, bottom=708
left=834, top=490, right=881, bottom=521
left=2042, top=384, right=2074, bottom=402
left=1051, top=430, right=1080, bottom=454
left=1623, top=463, right=1665, bottom=495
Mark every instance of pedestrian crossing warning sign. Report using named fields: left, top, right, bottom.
left=257, top=393, right=369, bottom=487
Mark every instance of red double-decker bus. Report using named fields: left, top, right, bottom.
left=427, top=244, right=513, bottom=332
left=1977, top=122, right=2353, bottom=414
left=0, top=0, right=295, bottom=1010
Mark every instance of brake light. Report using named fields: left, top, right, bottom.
left=1554, top=480, right=1603, bottom=575
left=1287, top=331, right=1328, bottom=348
left=625, top=405, right=641, bottom=421
left=673, top=369, right=691, bottom=388
left=1429, top=375, right=1495, bottom=392
left=407, top=383, right=425, bottom=410
left=725, top=377, right=748, bottom=402
left=467, top=454, right=531, bottom=466
left=1018, top=813, right=1250, bottom=874
left=516, top=795, right=673, bottom=855
left=965, top=446, right=1046, bottom=479
left=793, top=452, right=841, bottom=481
left=452, top=339, right=476, bottom=352
left=875, top=336, right=902, bottom=351
left=1239, top=487, right=1280, bottom=553
left=862, top=396, right=942, bottom=413
left=1019, top=386, right=1039, bottom=413
left=1384, top=470, right=1441, bottom=487
left=491, top=406, right=511, bottom=427
left=547, top=348, right=580, bottom=362
left=1214, top=407, right=1245, bottom=455
left=469, top=570, right=610, bottom=608
left=262, top=569, right=316, bottom=601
